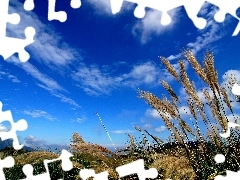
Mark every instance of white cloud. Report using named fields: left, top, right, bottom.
left=0, top=71, right=21, bottom=83
left=145, top=109, right=161, bottom=119
left=35, top=83, right=80, bottom=108
left=23, top=110, right=56, bottom=121
left=146, top=105, right=191, bottom=120
left=87, top=0, right=134, bottom=15
left=51, top=92, right=80, bottom=108
left=154, top=126, right=166, bottom=133
left=24, top=135, right=69, bottom=151
left=73, top=65, right=117, bottom=96
left=111, top=129, right=135, bottom=134
left=226, top=114, right=240, bottom=123
left=132, top=9, right=180, bottom=44
left=167, top=54, right=181, bottom=61
left=20, top=62, right=65, bottom=92
left=222, top=70, right=240, bottom=86
left=87, top=0, right=113, bottom=14
left=71, top=116, right=86, bottom=123
left=122, top=62, right=161, bottom=86
left=0, top=124, right=8, bottom=132
left=178, top=106, right=191, bottom=115
left=24, top=135, right=47, bottom=148
left=8, top=58, right=81, bottom=107
left=143, top=124, right=152, bottom=129
left=72, top=61, right=162, bottom=96
left=221, top=70, right=240, bottom=109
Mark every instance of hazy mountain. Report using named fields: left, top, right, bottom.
left=0, top=139, right=35, bottom=151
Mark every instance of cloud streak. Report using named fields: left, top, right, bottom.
left=132, top=9, right=180, bottom=44
left=23, top=109, right=56, bottom=121
left=111, top=129, right=135, bottom=134
left=0, top=70, right=21, bottom=83
left=167, top=4, right=226, bottom=60
left=72, top=61, right=163, bottom=96
left=8, top=0, right=81, bottom=67
left=6, top=1, right=81, bottom=108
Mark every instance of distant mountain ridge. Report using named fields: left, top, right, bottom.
left=0, top=139, right=34, bottom=151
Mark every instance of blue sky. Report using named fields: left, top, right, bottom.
left=1, top=0, right=240, bottom=151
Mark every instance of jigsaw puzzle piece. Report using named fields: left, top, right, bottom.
left=0, top=26, right=35, bottom=62
left=110, top=0, right=124, bottom=14
left=110, top=0, right=184, bottom=25
left=48, top=0, right=67, bottom=22
left=207, top=0, right=240, bottom=22
left=0, top=101, right=28, bottom=150
left=116, top=159, right=158, bottom=180
left=70, top=0, right=81, bottom=9
left=0, top=0, right=19, bottom=37
left=232, top=83, right=240, bottom=95
left=21, top=164, right=50, bottom=180
left=214, top=170, right=240, bottom=179
left=52, top=149, right=73, bottom=171
left=0, top=156, right=15, bottom=180
left=7, top=13, right=20, bottom=25
left=182, top=0, right=207, bottom=29
left=79, top=169, right=109, bottom=180
left=133, top=2, right=146, bottom=18
left=21, top=149, right=73, bottom=180
left=24, top=0, right=35, bottom=11
left=0, top=0, right=36, bottom=62
left=207, top=0, right=240, bottom=36
left=219, top=122, right=240, bottom=138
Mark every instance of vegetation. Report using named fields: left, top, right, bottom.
left=1, top=50, right=240, bottom=179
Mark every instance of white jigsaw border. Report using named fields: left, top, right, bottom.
left=1, top=0, right=240, bottom=62
left=1, top=0, right=240, bottom=179
left=110, top=0, right=240, bottom=36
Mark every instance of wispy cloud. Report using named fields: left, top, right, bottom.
left=6, top=1, right=82, bottom=108
left=167, top=4, right=226, bottom=60
left=71, top=116, right=86, bottom=123
left=111, top=129, right=135, bottom=134
left=145, top=109, right=161, bottom=119
left=8, top=57, right=80, bottom=107
left=121, top=62, right=161, bottom=87
left=73, top=65, right=117, bottom=96
left=0, top=71, right=21, bottom=83
left=72, top=61, right=162, bottom=96
left=51, top=92, right=80, bottom=108
left=226, top=114, right=240, bottom=123
left=8, top=0, right=81, bottom=67
left=178, top=106, right=191, bottom=116
left=21, top=61, right=65, bottom=92
left=23, top=110, right=56, bottom=121
left=154, top=126, right=166, bottom=133
left=132, top=8, right=180, bottom=44
left=87, top=0, right=134, bottom=15
left=143, top=124, right=153, bottom=129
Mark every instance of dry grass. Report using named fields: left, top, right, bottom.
left=149, top=152, right=196, bottom=180
left=138, top=50, right=240, bottom=179
left=14, top=151, right=59, bottom=165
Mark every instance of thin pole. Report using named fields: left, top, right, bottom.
left=94, top=112, right=118, bottom=152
